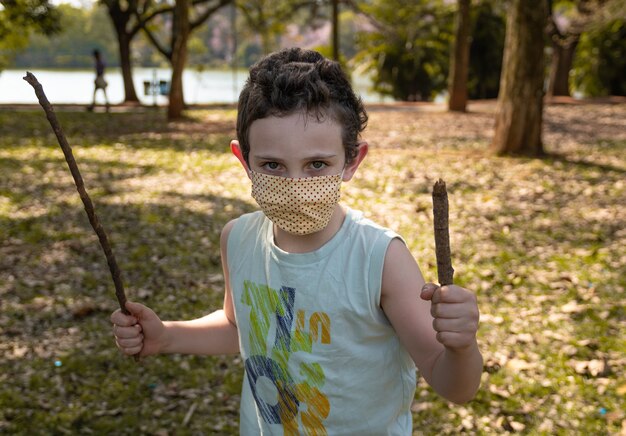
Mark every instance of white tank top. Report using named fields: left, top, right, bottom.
left=227, top=208, right=416, bottom=435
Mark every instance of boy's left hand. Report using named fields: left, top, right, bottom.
left=420, top=283, right=479, bottom=353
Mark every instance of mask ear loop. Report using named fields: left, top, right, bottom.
left=339, top=166, right=346, bottom=180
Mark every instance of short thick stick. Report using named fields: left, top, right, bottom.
left=432, top=179, right=455, bottom=285
left=23, top=72, right=130, bottom=315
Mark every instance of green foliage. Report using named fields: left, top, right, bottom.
left=468, top=2, right=505, bottom=99
left=0, top=0, right=61, bottom=69
left=236, top=41, right=264, bottom=67
left=0, top=0, right=60, bottom=38
left=0, top=30, right=27, bottom=70
left=11, top=4, right=117, bottom=68
left=572, top=18, right=626, bottom=96
left=187, top=14, right=231, bottom=69
left=8, top=3, right=236, bottom=70
left=338, top=9, right=361, bottom=60
left=354, top=0, right=454, bottom=101
left=237, top=0, right=301, bottom=54
left=308, top=9, right=362, bottom=67
left=311, top=44, right=351, bottom=75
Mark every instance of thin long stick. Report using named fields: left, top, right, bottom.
left=432, top=179, right=455, bottom=285
left=23, top=72, right=130, bottom=315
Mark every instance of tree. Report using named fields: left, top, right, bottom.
left=238, top=0, right=286, bottom=54
left=573, top=17, right=626, bottom=96
left=100, top=0, right=148, bottom=103
left=447, top=0, right=472, bottom=111
left=237, top=0, right=319, bottom=55
left=234, top=0, right=350, bottom=64
left=0, top=0, right=60, bottom=70
left=102, top=0, right=227, bottom=105
left=546, top=0, right=624, bottom=97
left=354, top=0, right=454, bottom=101
left=467, top=1, right=505, bottom=99
left=491, top=0, right=548, bottom=156
left=140, top=0, right=231, bottom=119
left=546, top=1, right=580, bottom=97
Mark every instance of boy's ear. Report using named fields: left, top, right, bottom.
left=230, top=140, right=251, bottom=178
left=342, top=142, right=368, bottom=182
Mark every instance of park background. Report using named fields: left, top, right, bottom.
left=1, top=0, right=625, bottom=434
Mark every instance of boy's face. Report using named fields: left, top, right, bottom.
left=231, top=111, right=367, bottom=182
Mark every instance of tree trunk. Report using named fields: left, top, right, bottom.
left=107, top=2, right=140, bottom=104
left=448, top=0, right=471, bottom=112
left=168, top=0, right=190, bottom=120
left=117, top=31, right=139, bottom=103
left=547, top=36, right=579, bottom=97
left=491, top=0, right=547, bottom=156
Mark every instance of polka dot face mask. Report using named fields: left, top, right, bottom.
left=250, top=171, right=343, bottom=235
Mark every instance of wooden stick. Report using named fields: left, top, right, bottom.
left=432, top=179, right=455, bottom=285
left=23, top=72, right=130, bottom=315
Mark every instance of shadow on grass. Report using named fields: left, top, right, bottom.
left=544, top=151, right=626, bottom=175
left=1, top=188, right=254, bottom=433
left=0, top=110, right=237, bottom=154
left=1, top=110, right=254, bottom=431
left=2, top=192, right=256, bottom=305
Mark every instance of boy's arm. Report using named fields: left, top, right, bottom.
left=111, top=220, right=240, bottom=356
left=380, top=239, right=482, bottom=404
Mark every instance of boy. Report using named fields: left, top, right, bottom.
left=111, top=48, right=482, bottom=434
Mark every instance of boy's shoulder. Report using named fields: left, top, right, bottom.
left=232, top=210, right=265, bottom=231
left=224, top=210, right=264, bottom=228
left=220, top=211, right=265, bottom=263
left=221, top=211, right=266, bottom=243
left=346, top=208, right=400, bottom=240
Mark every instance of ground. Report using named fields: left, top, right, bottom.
left=0, top=100, right=624, bottom=434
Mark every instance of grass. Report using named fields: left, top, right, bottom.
left=0, top=102, right=624, bottom=434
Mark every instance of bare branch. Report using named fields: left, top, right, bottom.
left=23, top=72, right=134, bottom=324
left=134, top=9, right=173, bottom=59
left=191, top=0, right=231, bottom=31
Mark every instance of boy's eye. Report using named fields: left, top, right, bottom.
left=264, top=162, right=280, bottom=170
left=310, top=161, right=327, bottom=170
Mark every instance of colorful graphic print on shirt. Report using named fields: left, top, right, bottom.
left=241, top=280, right=331, bottom=435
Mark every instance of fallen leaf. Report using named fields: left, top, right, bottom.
left=12, top=346, right=28, bottom=358
left=510, top=421, right=526, bottom=432
left=569, top=359, right=609, bottom=377
left=488, top=384, right=511, bottom=398
left=506, top=358, right=536, bottom=371
left=561, top=301, right=586, bottom=314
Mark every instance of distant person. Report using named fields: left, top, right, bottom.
left=89, top=49, right=109, bottom=111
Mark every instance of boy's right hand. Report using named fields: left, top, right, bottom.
left=110, top=301, right=165, bottom=358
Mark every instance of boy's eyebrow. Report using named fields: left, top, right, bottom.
left=253, top=154, right=284, bottom=161
left=253, top=153, right=338, bottom=160
left=307, top=153, right=338, bottom=159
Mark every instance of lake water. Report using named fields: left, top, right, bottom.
left=0, top=67, right=390, bottom=105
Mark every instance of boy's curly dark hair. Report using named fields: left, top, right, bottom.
left=236, top=48, right=368, bottom=164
